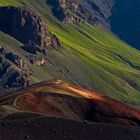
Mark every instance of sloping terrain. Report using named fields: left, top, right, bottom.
left=47, top=0, right=140, bottom=50
left=1, top=79, right=140, bottom=126
left=0, top=113, right=140, bottom=140
left=0, top=1, right=140, bottom=139
left=0, top=0, right=140, bottom=109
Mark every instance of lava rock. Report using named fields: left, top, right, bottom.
left=6, top=53, right=27, bottom=69
left=0, top=57, right=30, bottom=88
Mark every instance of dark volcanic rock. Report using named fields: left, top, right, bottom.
left=0, top=53, right=30, bottom=89
left=47, top=0, right=81, bottom=23
left=0, top=60, right=30, bottom=88
left=3, top=67, right=30, bottom=88
left=6, top=52, right=27, bottom=69
left=0, top=6, right=60, bottom=48
left=0, top=47, right=27, bottom=69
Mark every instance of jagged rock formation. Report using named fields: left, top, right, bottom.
left=47, top=0, right=81, bottom=23
left=47, top=0, right=114, bottom=26
left=0, top=6, right=60, bottom=48
left=0, top=47, right=30, bottom=89
left=6, top=53, right=27, bottom=69
left=0, top=47, right=27, bottom=69
left=0, top=58, right=30, bottom=88
left=0, top=6, right=61, bottom=91
left=28, top=55, right=45, bottom=66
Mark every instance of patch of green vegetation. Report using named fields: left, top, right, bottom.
left=0, top=0, right=20, bottom=6
left=0, top=0, right=32, bottom=7
left=1, top=0, right=140, bottom=107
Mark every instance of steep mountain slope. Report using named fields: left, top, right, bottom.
left=0, top=0, right=140, bottom=108
left=1, top=79, right=140, bottom=126
left=47, top=0, right=140, bottom=50
left=0, top=4, right=60, bottom=93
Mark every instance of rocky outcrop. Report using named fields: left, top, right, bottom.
left=0, top=47, right=30, bottom=88
left=47, top=0, right=81, bottom=23
left=0, top=6, right=60, bottom=48
left=0, top=47, right=27, bottom=69
left=29, top=56, right=45, bottom=66
left=6, top=53, right=27, bottom=69
left=0, top=57, right=30, bottom=88
left=2, top=66, right=30, bottom=88
left=47, top=0, right=114, bottom=26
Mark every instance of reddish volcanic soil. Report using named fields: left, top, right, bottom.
left=0, top=79, right=140, bottom=126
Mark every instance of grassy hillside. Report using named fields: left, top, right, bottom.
left=0, top=0, right=140, bottom=107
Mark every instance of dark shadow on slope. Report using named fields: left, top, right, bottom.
left=109, top=0, right=140, bottom=50
left=46, top=0, right=65, bottom=20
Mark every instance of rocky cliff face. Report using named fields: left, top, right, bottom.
left=0, top=6, right=60, bottom=48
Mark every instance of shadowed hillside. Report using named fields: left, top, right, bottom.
left=109, top=0, right=140, bottom=50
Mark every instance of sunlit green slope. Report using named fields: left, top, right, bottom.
left=0, top=0, right=140, bottom=107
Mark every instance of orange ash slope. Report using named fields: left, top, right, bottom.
left=1, top=79, right=140, bottom=125
left=47, top=79, right=140, bottom=122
